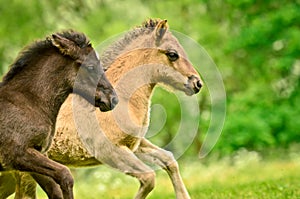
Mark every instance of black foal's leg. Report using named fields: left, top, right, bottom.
left=13, top=148, right=74, bottom=199
left=11, top=172, right=62, bottom=199
left=31, top=173, right=63, bottom=199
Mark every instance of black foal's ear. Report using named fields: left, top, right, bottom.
left=154, top=19, right=168, bottom=46
left=50, top=34, right=79, bottom=58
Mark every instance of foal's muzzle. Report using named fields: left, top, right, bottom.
left=185, top=75, right=202, bottom=95
left=95, top=91, right=119, bottom=112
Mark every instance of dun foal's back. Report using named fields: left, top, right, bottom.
left=0, top=30, right=117, bottom=199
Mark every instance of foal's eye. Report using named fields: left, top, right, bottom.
left=166, top=50, right=179, bottom=62
left=87, top=65, right=94, bottom=71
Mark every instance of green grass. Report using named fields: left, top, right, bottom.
left=31, top=151, right=300, bottom=199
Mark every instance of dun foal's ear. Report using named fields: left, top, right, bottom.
left=50, top=34, right=79, bottom=58
left=154, top=19, right=168, bottom=46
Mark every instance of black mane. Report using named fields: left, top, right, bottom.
left=1, top=30, right=90, bottom=85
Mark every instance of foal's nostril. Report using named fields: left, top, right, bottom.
left=192, top=79, right=202, bottom=94
left=188, top=75, right=202, bottom=94
left=196, top=80, right=202, bottom=89
left=110, top=96, right=119, bottom=109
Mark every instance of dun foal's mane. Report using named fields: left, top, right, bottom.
left=1, top=30, right=91, bottom=85
left=101, top=18, right=163, bottom=71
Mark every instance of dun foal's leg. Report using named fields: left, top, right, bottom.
left=134, top=138, right=191, bottom=199
left=0, top=172, right=16, bottom=199
left=13, top=148, right=73, bottom=199
left=96, top=146, right=156, bottom=199
left=14, top=172, right=37, bottom=199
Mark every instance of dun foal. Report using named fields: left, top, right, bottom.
left=51, top=19, right=202, bottom=199
left=0, top=30, right=117, bottom=199
left=4, top=19, right=202, bottom=199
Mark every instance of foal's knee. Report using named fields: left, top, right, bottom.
left=139, top=171, right=156, bottom=192
left=166, top=160, right=180, bottom=173
left=162, top=150, right=179, bottom=171
left=57, top=167, right=74, bottom=192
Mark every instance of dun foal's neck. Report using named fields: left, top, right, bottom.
left=106, top=50, right=156, bottom=128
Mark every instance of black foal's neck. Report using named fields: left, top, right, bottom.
left=3, top=52, right=74, bottom=123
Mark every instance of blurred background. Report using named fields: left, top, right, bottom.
left=2, top=0, right=300, bottom=198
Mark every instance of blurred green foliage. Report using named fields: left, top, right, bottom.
left=0, top=0, right=300, bottom=158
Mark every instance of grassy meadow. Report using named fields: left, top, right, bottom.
left=25, top=149, right=300, bottom=199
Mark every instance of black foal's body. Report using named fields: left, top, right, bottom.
left=0, top=30, right=117, bottom=198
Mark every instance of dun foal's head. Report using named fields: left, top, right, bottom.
left=140, top=19, right=203, bottom=95
left=50, top=31, right=118, bottom=111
